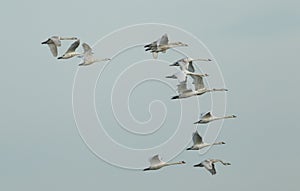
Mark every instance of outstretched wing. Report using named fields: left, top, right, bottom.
left=174, top=71, right=187, bottom=82
left=177, top=81, right=192, bottom=94
left=149, top=154, right=163, bottom=165
left=207, top=163, right=217, bottom=175
left=82, top=43, right=93, bottom=54
left=159, top=33, right=168, bottom=46
left=190, top=74, right=205, bottom=90
left=201, top=111, right=212, bottom=119
left=188, top=61, right=195, bottom=72
left=48, top=43, right=58, bottom=57
left=192, top=131, right=203, bottom=144
left=65, top=39, right=80, bottom=53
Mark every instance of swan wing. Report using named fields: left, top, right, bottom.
left=173, top=71, right=187, bottom=83
left=48, top=43, right=58, bottom=57
left=152, top=52, right=158, bottom=59
left=159, top=33, right=168, bottom=46
left=192, top=131, right=203, bottom=144
left=177, top=81, right=191, bottom=94
left=82, top=43, right=93, bottom=54
left=65, top=39, right=80, bottom=53
left=50, top=36, right=61, bottom=47
left=205, top=162, right=216, bottom=175
left=201, top=111, right=212, bottom=119
left=189, top=74, right=205, bottom=90
left=188, top=62, right=195, bottom=72
left=149, top=154, right=163, bottom=165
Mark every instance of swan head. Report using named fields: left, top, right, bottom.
left=231, top=115, right=237, bottom=118
left=221, top=142, right=226, bottom=144
left=103, top=58, right=111, bottom=61
left=179, top=161, right=186, bottom=164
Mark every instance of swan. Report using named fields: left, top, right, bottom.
left=78, top=43, right=111, bottom=66
left=171, top=73, right=227, bottom=100
left=144, top=34, right=188, bottom=59
left=186, top=131, right=225, bottom=150
left=41, top=36, right=77, bottom=57
left=193, top=159, right=231, bottom=175
left=143, top=154, right=186, bottom=171
left=57, top=39, right=81, bottom=59
left=170, top=57, right=212, bottom=72
left=194, top=111, right=236, bottom=124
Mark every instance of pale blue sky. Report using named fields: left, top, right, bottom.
left=1, top=0, right=299, bottom=190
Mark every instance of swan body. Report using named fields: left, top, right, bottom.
left=194, top=159, right=231, bottom=175
left=186, top=131, right=225, bottom=150
left=143, top=154, right=186, bottom=171
left=41, top=36, right=77, bottom=57
left=144, top=34, right=188, bottom=59
left=194, top=111, right=236, bottom=124
left=78, top=43, right=111, bottom=66
left=58, top=39, right=81, bottom=59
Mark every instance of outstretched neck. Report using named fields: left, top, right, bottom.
left=165, top=161, right=182, bottom=167
left=192, top=58, right=211, bottom=61
left=60, top=37, right=77, bottom=40
left=212, top=142, right=225, bottom=146
left=209, top=88, right=228, bottom=92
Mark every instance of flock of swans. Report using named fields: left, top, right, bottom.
left=143, top=34, right=236, bottom=175
left=42, top=33, right=236, bottom=175
left=41, top=36, right=110, bottom=66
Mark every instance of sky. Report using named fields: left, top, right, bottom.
left=1, top=0, right=300, bottom=190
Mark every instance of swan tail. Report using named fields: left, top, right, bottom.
left=193, top=121, right=200, bottom=124
left=171, top=95, right=179, bottom=100
left=193, top=163, right=204, bottom=167
left=143, top=168, right=151, bottom=171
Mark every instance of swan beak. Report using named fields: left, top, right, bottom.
left=169, top=63, right=178, bottom=66
left=232, top=115, right=237, bottom=118
left=182, top=161, right=186, bottom=164
left=183, top=43, right=188, bottom=46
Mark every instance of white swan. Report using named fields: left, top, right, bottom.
left=186, top=131, right=225, bottom=150
left=41, top=36, right=77, bottom=57
left=170, top=57, right=212, bottom=72
left=171, top=73, right=227, bottom=99
left=194, top=111, right=236, bottom=124
left=193, top=159, right=231, bottom=175
left=144, top=34, right=188, bottom=59
left=143, top=154, right=186, bottom=171
left=78, top=43, right=111, bottom=66
left=58, top=39, right=81, bottom=59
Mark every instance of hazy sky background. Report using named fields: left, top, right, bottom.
left=1, top=0, right=299, bottom=190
